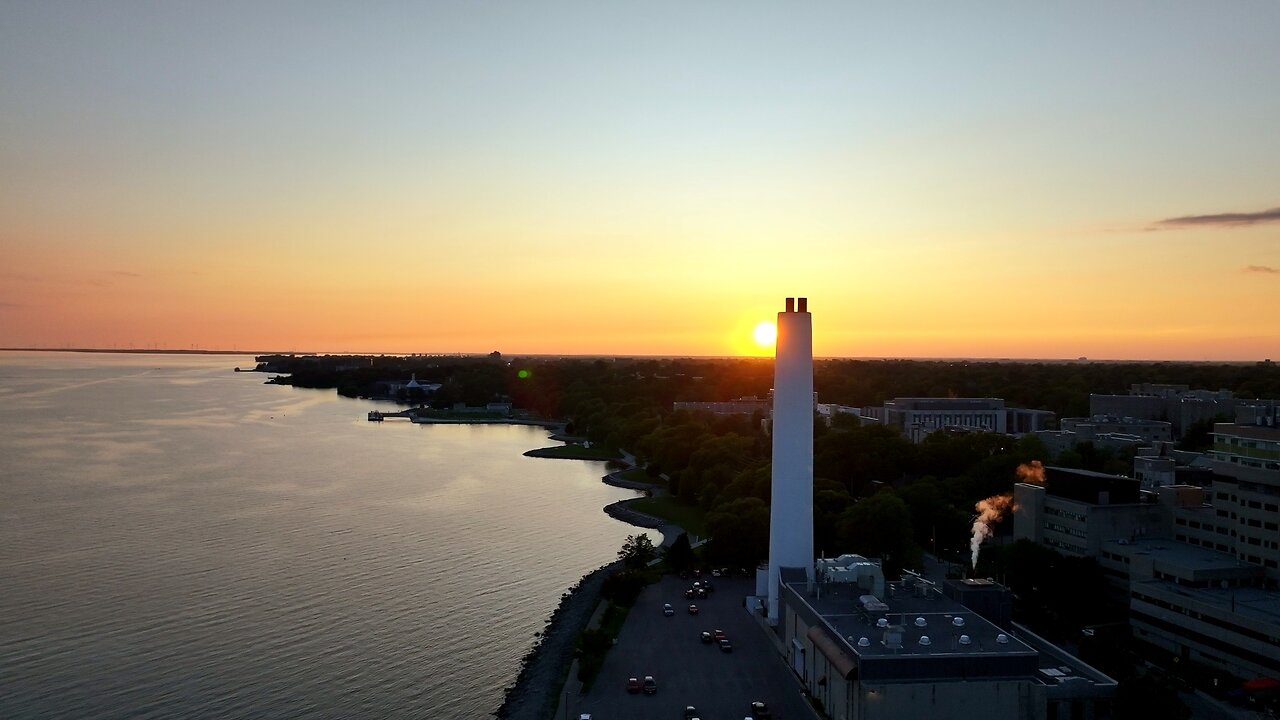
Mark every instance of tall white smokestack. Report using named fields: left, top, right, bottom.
left=767, top=296, right=814, bottom=624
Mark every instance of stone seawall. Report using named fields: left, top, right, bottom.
left=494, top=562, right=620, bottom=720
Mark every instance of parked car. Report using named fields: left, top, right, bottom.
left=663, top=603, right=674, bottom=617
left=626, top=677, right=641, bottom=693
left=643, top=676, right=657, bottom=695
left=687, top=604, right=699, bottom=615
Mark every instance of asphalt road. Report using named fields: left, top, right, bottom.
left=572, top=574, right=817, bottom=720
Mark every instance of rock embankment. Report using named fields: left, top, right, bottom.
left=494, top=562, right=619, bottom=720
left=602, top=499, right=662, bottom=528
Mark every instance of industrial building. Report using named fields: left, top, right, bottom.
left=777, top=563, right=1116, bottom=720
left=754, top=298, right=1115, bottom=719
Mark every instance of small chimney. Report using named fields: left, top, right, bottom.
left=785, top=297, right=795, bottom=313
left=797, top=297, right=808, bottom=312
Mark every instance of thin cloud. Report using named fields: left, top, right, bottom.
left=1155, top=207, right=1280, bottom=229
left=1244, top=265, right=1279, bottom=274
left=0, top=301, right=24, bottom=309
left=110, top=270, right=142, bottom=278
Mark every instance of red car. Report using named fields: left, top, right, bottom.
left=625, top=677, right=641, bottom=694
left=713, top=629, right=727, bottom=642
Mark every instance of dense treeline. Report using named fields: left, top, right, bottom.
left=258, top=354, right=1279, bottom=576
left=260, top=354, right=1280, bottom=420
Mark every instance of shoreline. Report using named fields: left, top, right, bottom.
left=494, top=456, right=684, bottom=719
left=493, top=562, right=619, bottom=720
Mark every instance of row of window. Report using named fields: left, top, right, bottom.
left=1045, top=506, right=1087, bottom=523
left=1131, top=605, right=1280, bottom=659
left=1174, top=534, right=1232, bottom=553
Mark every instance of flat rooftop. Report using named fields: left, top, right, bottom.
left=783, top=578, right=1035, bottom=660
left=1132, top=579, right=1280, bottom=629
left=1102, top=537, right=1263, bottom=576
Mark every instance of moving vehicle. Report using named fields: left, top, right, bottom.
left=687, top=604, right=700, bottom=615
left=750, top=700, right=772, bottom=718
left=663, top=603, right=674, bottom=617
left=719, top=638, right=733, bottom=653
left=626, top=677, right=641, bottom=694
left=643, top=676, right=657, bottom=695
left=700, top=631, right=713, bottom=644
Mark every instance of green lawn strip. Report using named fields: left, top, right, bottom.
left=411, top=410, right=510, bottom=420
left=617, top=467, right=655, bottom=484
left=525, top=443, right=622, bottom=460
left=627, top=496, right=708, bottom=538
left=577, top=602, right=632, bottom=693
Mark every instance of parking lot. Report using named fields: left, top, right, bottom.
left=573, top=573, right=816, bottom=720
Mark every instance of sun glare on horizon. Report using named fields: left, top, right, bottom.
left=753, top=321, right=777, bottom=349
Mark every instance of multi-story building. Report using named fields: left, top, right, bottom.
left=1209, top=407, right=1280, bottom=582
left=776, top=567, right=1116, bottom=720
left=1013, top=467, right=1165, bottom=558
left=1097, top=538, right=1279, bottom=680
left=1090, top=383, right=1277, bottom=437
left=862, top=398, right=1053, bottom=443
left=1015, top=445, right=1280, bottom=680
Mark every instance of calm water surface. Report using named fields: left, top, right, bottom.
left=0, top=352, right=652, bottom=719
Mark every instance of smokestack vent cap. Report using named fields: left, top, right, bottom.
left=918, top=635, right=932, bottom=646
left=876, top=618, right=889, bottom=628
left=914, top=617, right=927, bottom=628
left=857, top=636, right=871, bottom=647
left=959, top=634, right=972, bottom=645
left=996, top=633, right=1010, bottom=644
left=952, top=616, right=965, bottom=627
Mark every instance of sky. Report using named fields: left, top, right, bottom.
left=2, top=1, right=1278, bottom=360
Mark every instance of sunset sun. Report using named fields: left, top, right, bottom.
left=753, top=321, right=777, bottom=348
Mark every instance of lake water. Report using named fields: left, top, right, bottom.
left=0, top=352, right=653, bottom=719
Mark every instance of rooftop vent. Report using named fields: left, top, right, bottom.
left=858, top=637, right=871, bottom=647
left=952, top=616, right=965, bottom=627
left=996, top=634, right=1009, bottom=644
left=876, top=618, right=889, bottom=628
left=914, top=617, right=927, bottom=628
left=959, top=634, right=972, bottom=645
left=919, top=635, right=932, bottom=646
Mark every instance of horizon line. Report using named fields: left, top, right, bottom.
left=1, top=347, right=1273, bottom=365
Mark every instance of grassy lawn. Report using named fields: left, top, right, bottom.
left=617, top=467, right=656, bottom=484
left=628, top=496, right=708, bottom=538
left=526, top=443, right=622, bottom=460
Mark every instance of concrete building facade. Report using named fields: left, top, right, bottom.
left=862, top=398, right=1054, bottom=442
left=766, top=297, right=815, bottom=623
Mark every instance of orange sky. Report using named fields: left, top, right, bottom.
left=2, top=4, right=1278, bottom=360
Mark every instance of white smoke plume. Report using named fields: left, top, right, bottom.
left=970, top=493, right=1016, bottom=569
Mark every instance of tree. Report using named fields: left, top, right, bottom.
left=705, top=497, right=769, bottom=568
left=663, top=532, right=695, bottom=572
left=600, top=570, right=647, bottom=606
left=618, top=534, right=657, bottom=569
left=835, top=490, right=918, bottom=577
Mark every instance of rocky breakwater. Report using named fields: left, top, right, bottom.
left=494, top=561, right=619, bottom=720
